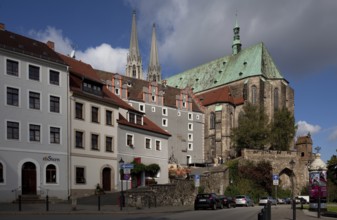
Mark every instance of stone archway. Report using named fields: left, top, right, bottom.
left=279, top=168, right=293, bottom=190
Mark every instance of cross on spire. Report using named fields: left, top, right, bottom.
left=314, top=146, right=321, bottom=154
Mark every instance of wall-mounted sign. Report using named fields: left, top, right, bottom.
left=43, top=156, right=60, bottom=162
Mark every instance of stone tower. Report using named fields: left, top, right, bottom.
left=295, top=133, right=314, bottom=163
left=147, top=23, right=161, bottom=82
left=126, top=10, right=143, bottom=79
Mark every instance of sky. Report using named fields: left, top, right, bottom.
left=1, top=0, right=336, bottom=162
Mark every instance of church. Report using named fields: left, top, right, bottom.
left=108, top=11, right=295, bottom=164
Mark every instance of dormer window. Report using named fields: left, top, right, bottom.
left=83, top=81, right=102, bottom=96
left=128, top=112, right=143, bottom=125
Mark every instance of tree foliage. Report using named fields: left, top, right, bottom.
left=225, top=160, right=274, bottom=201
left=231, top=103, right=269, bottom=151
left=231, top=103, right=296, bottom=152
left=269, top=107, right=296, bottom=151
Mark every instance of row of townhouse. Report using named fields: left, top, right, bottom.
left=0, top=24, right=204, bottom=202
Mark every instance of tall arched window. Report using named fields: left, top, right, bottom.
left=46, top=164, right=56, bottom=184
left=210, top=112, right=216, bottom=129
left=132, top=65, right=136, bottom=77
left=251, top=85, right=257, bottom=104
left=0, top=163, right=3, bottom=183
left=274, top=88, right=279, bottom=111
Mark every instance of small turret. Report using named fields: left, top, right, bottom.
left=232, top=15, right=242, bottom=55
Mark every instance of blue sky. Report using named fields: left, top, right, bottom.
left=1, top=0, right=336, bottom=162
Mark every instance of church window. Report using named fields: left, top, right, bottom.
left=132, top=65, right=136, bottom=77
left=251, top=85, right=257, bottom=104
left=153, top=75, right=157, bottom=82
left=274, top=88, right=279, bottom=111
left=210, top=112, right=216, bottom=129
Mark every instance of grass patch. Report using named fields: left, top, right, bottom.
left=327, top=204, right=337, bottom=212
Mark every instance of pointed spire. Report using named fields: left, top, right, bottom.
left=126, top=10, right=143, bottom=79
left=147, top=23, right=161, bottom=82
left=232, top=13, right=242, bottom=55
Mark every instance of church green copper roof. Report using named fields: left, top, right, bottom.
left=166, top=42, right=285, bottom=93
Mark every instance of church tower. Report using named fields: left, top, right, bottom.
left=126, top=10, right=143, bottom=79
left=232, top=17, right=242, bottom=55
left=147, top=23, right=161, bottom=82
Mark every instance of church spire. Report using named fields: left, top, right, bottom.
left=232, top=14, right=242, bottom=55
left=147, top=23, right=161, bottom=82
left=126, top=10, right=143, bottom=79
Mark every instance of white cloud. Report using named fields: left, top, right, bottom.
left=76, top=44, right=128, bottom=74
left=29, top=26, right=73, bottom=55
left=328, top=128, right=337, bottom=141
left=296, top=121, right=321, bottom=137
left=29, top=27, right=128, bottom=74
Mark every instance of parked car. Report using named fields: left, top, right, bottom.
left=218, top=195, right=236, bottom=208
left=259, top=196, right=277, bottom=206
left=194, top=193, right=223, bottom=210
left=235, top=195, right=254, bottom=207
left=277, top=198, right=285, bottom=204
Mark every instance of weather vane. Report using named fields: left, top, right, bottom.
left=314, top=146, right=321, bottom=154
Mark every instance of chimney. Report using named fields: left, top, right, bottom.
left=0, top=23, right=5, bottom=31
left=46, top=41, right=55, bottom=50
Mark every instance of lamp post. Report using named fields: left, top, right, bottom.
left=290, top=159, right=296, bottom=220
left=119, top=158, right=124, bottom=211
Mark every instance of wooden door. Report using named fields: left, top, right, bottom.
left=22, top=162, right=36, bottom=195
left=102, top=167, right=111, bottom=191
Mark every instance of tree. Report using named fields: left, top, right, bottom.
left=269, top=107, right=296, bottom=150
left=231, top=103, right=269, bottom=152
left=146, top=163, right=161, bottom=179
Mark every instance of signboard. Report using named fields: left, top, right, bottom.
left=124, top=174, right=131, bottom=180
left=124, top=168, right=131, bottom=175
left=272, top=174, right=279, bottom=186
left=121, top=163, right=134, bottom=169
left=194, top=175, right=200, bottom=187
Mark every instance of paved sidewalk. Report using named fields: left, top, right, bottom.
left=269, top=205, right=337, bottom=220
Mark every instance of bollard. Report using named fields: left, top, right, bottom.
left=98, top=195, right=101, bottom=211
left=72, top=197, right=77, bottom=211
left=18, top=195, right=22, bottom=211
left=266, top=202, right=271, bottom=220
left=46, top=195, right=49, bottom=211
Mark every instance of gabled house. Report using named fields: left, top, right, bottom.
left=59, top=53, right=171, bottom=196
left=97, top=70, right=205, bottom=166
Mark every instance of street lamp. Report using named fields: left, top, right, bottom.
left=290, top=159, right=296, bottom=220
left=119, top=158, right=124, bottom=211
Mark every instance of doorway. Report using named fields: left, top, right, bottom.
left=102, top=167, right=111, bottom=191
left=21, top=162, right=37, bottom=195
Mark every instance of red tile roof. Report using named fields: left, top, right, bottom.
left=117, top=113, right=171, bottom=137
left=58, top=53, right=102, bottom=83
left=0, top=29, right=65, bottom=65
left=96, top=69, right=204, bottom=113
left=196, top=86, right=244, bottom=106
left=59, top=54, right=137, bottom=112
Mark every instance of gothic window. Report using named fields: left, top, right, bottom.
left=132, top=65, right=136, bottom=77
left=153, top=75, right=157, bottom=82
left=210, top=112, right=216, bottom=129
left=274, top=88, right=279, bottom=111
left=251, top=85, right=257, bottom=105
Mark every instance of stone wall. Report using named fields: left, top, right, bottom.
left=125, top=166, right=227, bottom=207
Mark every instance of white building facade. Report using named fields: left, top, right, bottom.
left=0, top=25, right=69, bottom=202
